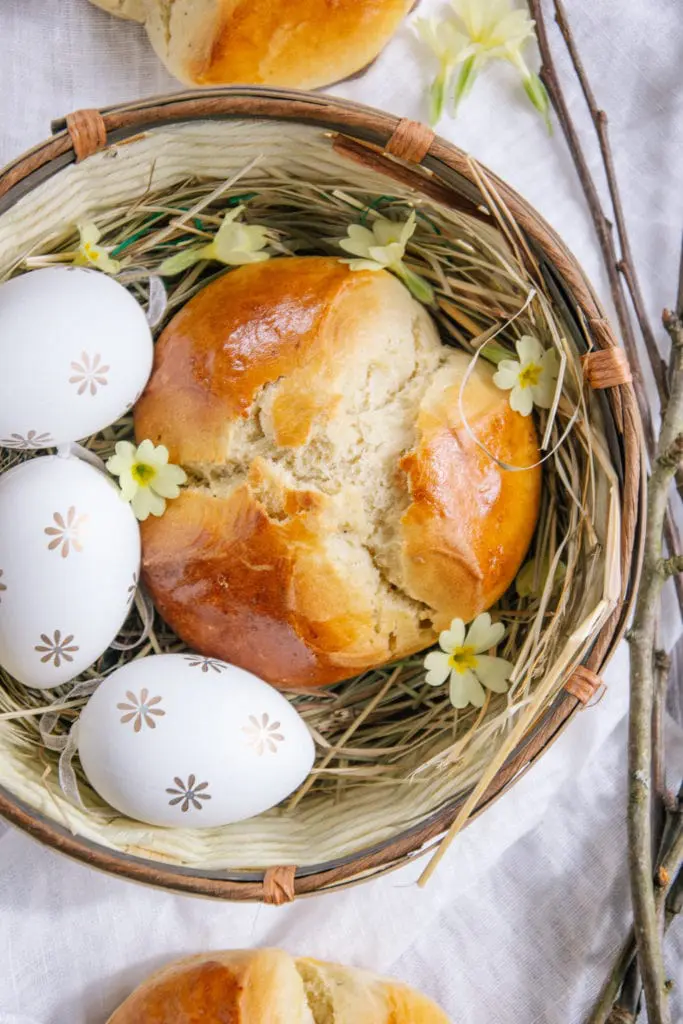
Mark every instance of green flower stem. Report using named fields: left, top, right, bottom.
left=453, top=55, right=479, bottom=113
left=481, top=341, right=514, bottom=366
left=393, top=262, right=435, bottom=305
left=429, top=66, right=450, bottom=126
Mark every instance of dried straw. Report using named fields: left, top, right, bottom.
left=0, top=124, right=618, bottom=871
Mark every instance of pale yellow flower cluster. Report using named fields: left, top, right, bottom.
left=416, top=0, right=551, bottom=128
left=338, top=211, right=434, bottom=304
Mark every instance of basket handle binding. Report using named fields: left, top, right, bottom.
left=263, top=864, right=297, bottom=905
left=64, top=109, right=108, bottom=163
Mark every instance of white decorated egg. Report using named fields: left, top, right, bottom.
left=0, top=268, right=153, bottom=449
left=0, top=454, right=140, bottom=689
left=77, top=654, right=315, bottom=828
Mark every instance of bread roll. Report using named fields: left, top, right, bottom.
left=136, top=257, right=540, bottom=688
left=87, top=0, right=414, bottom=89
left=107, top=948, right=450, bottom=1023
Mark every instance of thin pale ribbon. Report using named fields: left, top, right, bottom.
left=39, top=679, right=101, bottom=808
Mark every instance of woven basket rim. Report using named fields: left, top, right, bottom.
left=0, top=87, right=646, bottom=903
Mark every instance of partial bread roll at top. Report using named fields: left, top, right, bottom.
left=106, top=948, right=451, bottom=1023
left=87, top=0, right=414, bottom=89
left=136, top=258, right=541, bottom=688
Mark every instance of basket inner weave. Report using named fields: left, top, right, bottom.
left=0, top=120, right=620, bottom=871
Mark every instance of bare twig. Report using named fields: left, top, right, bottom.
left=527, top=0, right=653, bottom=448
left=587, top=785, right=683, bottom=1024
left=528, top=0, right=683, bottom=615
left=551, top=0, right=668, bottom=405
left=625, top=310, right=683, bottom=1024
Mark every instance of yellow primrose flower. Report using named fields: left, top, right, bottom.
left=338, top=211, right=434, bottom=304
left=415, top=17, right=469, bottom=124
left=424, top=613, right=512, bottom=709
left=158, top=206, right=272, bottom=276
left=74, top=223, right=121, bottom=275
left=516, top=556, right=567, bottom=598
left=415, top=0, right=551, bottom=128
left=451, top=0, right=550, bottom=125
left=492, top=335, right=560, bottom=416
left=106, top=439, right=187, bottom=521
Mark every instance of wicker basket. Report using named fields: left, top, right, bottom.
left=0, top=89, right=644, bottom=903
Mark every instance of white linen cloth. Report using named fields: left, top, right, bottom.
left=0, top=1, right=681, bottom=1021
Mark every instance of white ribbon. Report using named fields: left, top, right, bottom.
left=39, top=679, right=101, bottom=808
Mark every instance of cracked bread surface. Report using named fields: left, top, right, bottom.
left=106, top=948, right=450, bottom=1022
left=136, top=258, right=540, bottom=688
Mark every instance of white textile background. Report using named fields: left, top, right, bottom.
left=0, top=1, right=682, bottom=1021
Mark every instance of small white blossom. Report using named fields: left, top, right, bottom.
left=338, top=211, right=434, bottom=304
left=158, top=206, right=272, bottom=277
left=415, top=17, right=469, bottom=124
left=415, top=0, right=551, bottom=128
left=424, top=613, right=512, bottom=709
left=74, top=223, right=121, bottom=275
left=106, top=439, right=187, bottom=521
left=492, top=335, right=560, bottom=417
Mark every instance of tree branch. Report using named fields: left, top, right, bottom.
left=552, top=0, right=669, bottom=405
left=587, top=785, right=683, bottom=1024
left=625, top=310, right=683, bottom=1024
left=528, top=0, right=683, bottom=616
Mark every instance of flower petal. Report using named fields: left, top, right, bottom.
left=492, top=361, right=520, bottom=390
left=424, top=651, right=451, bottom=686
left=151, top=464, right=187, bottom=499
left=465, top=613, right=501, bottom=652
left=343, top=259, right=384, bottom=272
left=516, top=335, right=544, bottom=365
left=131, top=488, right=165, bottom=522
left=509, top=384, right=534, bottom=416
left=450, top=668, right=484, bottom=708
left=438, top=619, right=466, bottom=653
left=372, top=218, right=405, bottom=248
left=475, top=655, right=512, bottom=693
left=463, top=670, right=487, bottom=707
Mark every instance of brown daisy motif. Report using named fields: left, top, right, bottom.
left=166, top=775, right=212, bottom=813
left=184, top=655, right=227, bottom=674
left=34, top=629, right=79, bottom=668
left=117, top=688, right=166, bottom=732
left=69, top=352, right=110, bottom=396
left=242, top=713, right=285, bottom=755
left=1, top=430, right=54, bottom=449
left=44, top=507, right=87, bottom=558
left=0, top=569, right=6, bottom=603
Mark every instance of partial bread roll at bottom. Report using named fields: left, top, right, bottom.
left=106, top=948, right=450, bottom=1023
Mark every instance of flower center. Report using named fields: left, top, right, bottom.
left=448, top=645, right=478, bottom=674
left=518, top=361, right=542, bottom=389
left=132, top=462, right=156, bottom=486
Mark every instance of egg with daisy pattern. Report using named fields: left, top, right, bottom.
left=0, top=268, right=153, bottom=449
left=77, top=654, right=315, bottom=828
left=0, top=453, right=140, bottom=689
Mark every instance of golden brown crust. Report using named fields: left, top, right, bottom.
left=399, top=363, right=541, bottom=629
left=107, top=949, right=450, bottom=1023
left=135, top=258, right=359, bottom=463
left=106, top=949, right=310, bottom=1023
left=137, top=0, right=414, bottom=90
left=137, top=258, right=540, bottom=689
left=140, top=465, right=430, bottom=688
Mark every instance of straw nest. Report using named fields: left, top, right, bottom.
left=0, top=121, right=620, bottom=871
